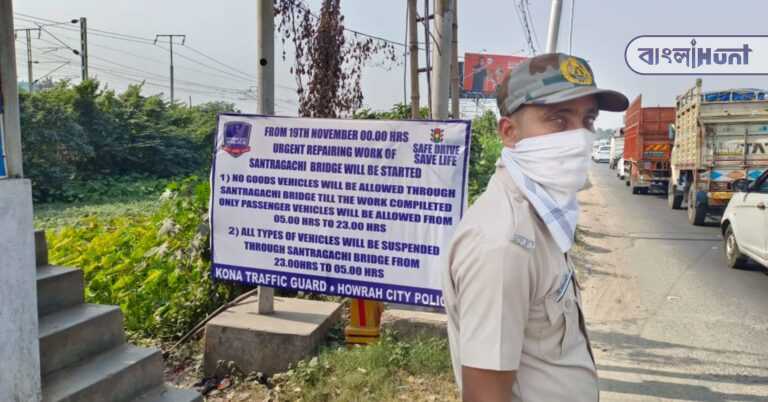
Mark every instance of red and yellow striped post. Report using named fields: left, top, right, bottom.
left=345, top=298, right=384, bottom=346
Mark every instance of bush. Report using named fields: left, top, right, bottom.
left=46, top=177, right=239, bottom=340
left=20, top=80, right=235, bottom=202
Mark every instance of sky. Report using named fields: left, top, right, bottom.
left=11, top=0, right=768, bottom=129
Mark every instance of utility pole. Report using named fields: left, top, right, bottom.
left=154, top=34, right=186, bottom=103
left=79, top=17, right=88, bottom=81
left=422, top=0, right=432, bottom=117
left=450, top=0, right=459, bottom=119
left=545, top=0, right=563, bottom=53
left=430, top=0, right=453, bottom=119
left=14, top=28, right=40, bottom=93
left=256, top=0, right=275, bottom=314
left=407, top=0, right=420, bottom=119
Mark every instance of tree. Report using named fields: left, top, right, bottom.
left=274, top=0, right=398, bottom=117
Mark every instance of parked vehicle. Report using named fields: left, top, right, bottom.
left=609, top=129, right=625, bottom=170
left=624, top=95, right=675, bottom=195
left=669, top=79, right=768, bottom=226
left=721, top=170, right=768, bottom=269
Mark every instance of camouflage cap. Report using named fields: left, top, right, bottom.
left=496, top=53, right=628, bottom=116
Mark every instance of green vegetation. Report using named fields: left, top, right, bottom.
left=467, top=111, right=502, bottom=203
left=20, top=79, right=233, bottom=202
left=46, top=177, right=241, bottom=340
left=269, top=334, right=458, bottom=402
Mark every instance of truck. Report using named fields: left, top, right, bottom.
left=668, top=79, right=768, bottom=225
left=609, top=129, right=624, bottom=170
left=623, top=95, right=676, bottom=195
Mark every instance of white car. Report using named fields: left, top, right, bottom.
left=593, top=145, right=610, bottom=163
left=721, top=170, right=768, bottom=269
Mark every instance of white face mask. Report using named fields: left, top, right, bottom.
left=503, top=128, right=594, bottom=199
left=500, top=128, right=594, bottom=252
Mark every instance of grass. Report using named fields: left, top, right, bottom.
left=34, top=194, right=161, bottom=230
left=268, top=334, right=458, bottom=402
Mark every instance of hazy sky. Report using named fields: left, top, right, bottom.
left=12, top=0, right=768, bottom=129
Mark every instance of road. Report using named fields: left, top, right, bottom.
left=576, top=163, right=768, bottom=402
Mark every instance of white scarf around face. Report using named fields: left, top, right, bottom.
left=500, top=128, right=593, bottom=252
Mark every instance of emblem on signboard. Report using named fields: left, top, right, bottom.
left=430, top=128, right=445, bottom=144
left=222, top=121, right=252, bottom=157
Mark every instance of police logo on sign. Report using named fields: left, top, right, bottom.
left=222, top=121, right=253, bottom=157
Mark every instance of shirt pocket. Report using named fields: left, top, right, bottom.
left=542, top=295, right=579, bottom=359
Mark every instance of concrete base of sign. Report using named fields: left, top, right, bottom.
left=0, top=179, right=42, bottom=402
left=380, top=308, right=448, bottom=340
left=203, top=296, right=342, bottom=377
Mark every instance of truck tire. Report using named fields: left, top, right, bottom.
left=632, top=186, right=640, bottom=195
left=724, top=225, right=749, bottom=269
left=687, top=186, right=707, bottom=225
left=668, top=182, right=683, bottom=209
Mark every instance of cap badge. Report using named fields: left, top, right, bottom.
left=560, top=57, right=593, bottom=85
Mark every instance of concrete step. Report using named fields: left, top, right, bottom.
left=39, top=304, right=124, bottom=377
left=131, top=385, right=202, bottom=402
left=37, top=265, right=84, bottom=316
left=42, top=344, right=163, bottom=402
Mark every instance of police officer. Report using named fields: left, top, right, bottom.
left=442, top=53, right=629, bottom=402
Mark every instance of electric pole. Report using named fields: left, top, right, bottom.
left=256, top=0, right=275, bottom=314
left=430, top=0, right=453, bottom=119
left=450, top=0, right=459, bottom=119
left=408, top=0, right=420, bottom=119
left=14, top=28, right=40, bottom=93
left=79, top=17, right=88, bottom=81
left=154, top=34, right=186, bottom=103
left=546, top=0, right=563, bottom=53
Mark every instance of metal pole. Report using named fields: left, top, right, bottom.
left=154, top=34, right=185, bottom=104
left=256, top=0, right=275, bottom=314
left=408, top=0, right=420, bottom=119
left=26, top=30, right=33, bottom=93
left=80, top=17, right=88, bottom=81
left=430, top=0, right=453, bottom=119
left=1, top=0, right=24, bottom=177
left=450, top=0, right=459, bottom=119
left=255, top=0, right=275, bottom=115
left=423, top=0, right=432, bottom=117
left=545, top=0, right=563, bottom=53
left=169, top=39, right=174, bottom=103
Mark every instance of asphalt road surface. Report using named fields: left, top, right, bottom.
left=577, top=163, right=768, bottom=402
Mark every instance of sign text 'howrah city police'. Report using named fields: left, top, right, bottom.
left=625, top=36, right=768, bottom=75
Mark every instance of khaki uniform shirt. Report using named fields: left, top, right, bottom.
left=442, top=159, right=598, bottom=402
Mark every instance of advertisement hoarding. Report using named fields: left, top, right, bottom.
left=462, top=52, right=527, bottom=98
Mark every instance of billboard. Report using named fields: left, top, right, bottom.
left=210, top=114, right=471, bottom=307
left=462, top=53, right=527, bottom=98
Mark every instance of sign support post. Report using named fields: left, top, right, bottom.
left=255, top=0, right=275, bottom=314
